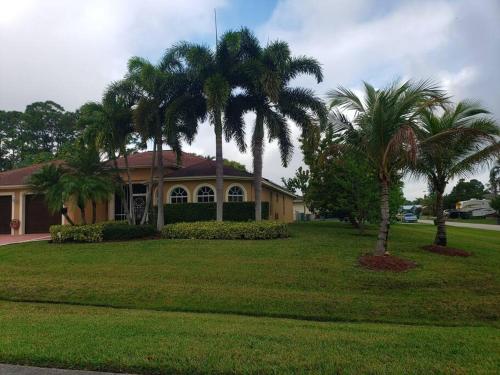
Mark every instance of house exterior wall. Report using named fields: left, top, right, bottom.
left=0, top=167, right=294, bottom=233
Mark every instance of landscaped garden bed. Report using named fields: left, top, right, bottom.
left=358, top=253, right=417, bottom=272
left=422, top=244, right=472, bottom=257
left=161, top=221, right=289, bottom=240
left=50, top=221, right=157, bottom=243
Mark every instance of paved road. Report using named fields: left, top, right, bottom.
left=419, top=219, right=500, bottom=231
left=0, top=364, right=132, bottom=375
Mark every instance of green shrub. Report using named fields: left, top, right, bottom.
left=161, top=221, right=288, bottom=240
left=50, top=221, right=157, bottom=243
left=101, top=222, right=157, bottom=241
left=158, top=202, right=270, bottom=224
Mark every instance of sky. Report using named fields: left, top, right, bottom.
left=1, top=0, right=499, bottom=199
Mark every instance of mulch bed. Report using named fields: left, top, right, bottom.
left=358, top=254, right=417, bottom=272
left=422, top=245, right=472, bottom=257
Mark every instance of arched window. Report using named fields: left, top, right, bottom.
left=170, top=187, right=188, bottom=204
left=197, top=186, right=215, bottom=203
left=227, top=185, right=244, bottom=202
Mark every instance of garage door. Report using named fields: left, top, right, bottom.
left=25, top=195, right=61, bottom=234
left=0, top=196, right=12, bottom=234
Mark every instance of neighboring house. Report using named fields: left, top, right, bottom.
left=0, top=151, right=295, bottom=235
left=293, top=196, right=315, bottom=221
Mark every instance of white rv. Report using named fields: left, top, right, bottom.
left=456, top=199, right=495, bottom=217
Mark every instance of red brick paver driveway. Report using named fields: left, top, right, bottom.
left=0, top=233, right=50, bottom=246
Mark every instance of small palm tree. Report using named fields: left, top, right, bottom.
left=28, top=163, right=75, bottom=225
left=489, top=159, right=500, bottom=196
left=329, top=80, right=445, bottom=255
left=413, top=101, right=499, bottom=246
left=225, top=30, right=326, bottom=221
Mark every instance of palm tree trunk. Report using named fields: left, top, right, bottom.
left=141, top=142, right=157, bottom=225
left=62, top=210, right=75, bottom=226
left=375, top=178, right=390, bottom=256
left=253, top=112, right=264, bottom=221
left=434, top=190, right=447, bottom=246
left=156, top=128, right=165, bottom=231
left=79, top=206, right=87, bottom=225
left=91, top=200, right=97, bottom=224
left=215, top=109, right=224, bottom=222
left=112, top=157, right=130, bottom=223
left=123, top=153, right=135, bottom=225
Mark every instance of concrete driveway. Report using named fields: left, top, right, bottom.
left=0, top=234, right=50, bottom=246
left=419, top=219, right=500, bottom=231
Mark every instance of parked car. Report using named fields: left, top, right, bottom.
left=402, top=213, right=418, bottom=223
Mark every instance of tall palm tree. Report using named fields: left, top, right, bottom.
left=328, top=80, right=445, bottom=255
left=165, top=32, right=247, bottom=221
left=128, top=51, right=206, bottom=229
left=225, top=31, right=326, bottom=220
left=413, top=101, right=499, bottom=246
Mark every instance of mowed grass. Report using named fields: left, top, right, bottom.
left=0, top=222, right=499, bottom=326
left=0, top=301, right=498, bottom=375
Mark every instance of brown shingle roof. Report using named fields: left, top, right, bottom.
left=114, top=150, right=204, bottom=169
left=166, top=159, right=253, bottom=178
left=0, top=163, right=53, bottom=186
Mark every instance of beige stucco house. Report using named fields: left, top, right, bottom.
left=0, top=151, right=295, bottom=235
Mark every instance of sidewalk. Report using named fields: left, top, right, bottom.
left=0, top=234, right=50, bottom=247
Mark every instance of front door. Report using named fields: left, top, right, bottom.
left=0, top=196, right=12, bottom=234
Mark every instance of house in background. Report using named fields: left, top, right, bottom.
left=0, top=151, right=295, bottom=235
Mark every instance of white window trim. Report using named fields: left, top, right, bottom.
left=167, top=184, right=191, bottom=204
left=194, top=183, right=217, bottom=203
left=226, top=183, right=247, bottom=202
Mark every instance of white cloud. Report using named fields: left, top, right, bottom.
left=0, top=0, right=226, bottom=111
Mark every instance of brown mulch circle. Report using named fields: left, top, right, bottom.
left=422, top=245, right=472, bottom=257
left=358, top=254, right=417, bottom=272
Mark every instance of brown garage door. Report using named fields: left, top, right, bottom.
left=0, top=196, right=12, bottom=234
left=25, top=195, right=61, bottom=234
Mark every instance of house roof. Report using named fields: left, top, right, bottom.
left=113, top=150, right=204, bottom=169
left=0, top=150, right=295, bottom=196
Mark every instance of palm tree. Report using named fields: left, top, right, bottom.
left=227, top=32, right=326, bottom=221
left=413, top=101, right=499, bottom=246
left=29, top=144, right=115, bottom=225
left=128, top=51, right=206, bottom=229
left=165, top=32, right=247, bottom=221
left=28, top=163, right=75, bottom=225
left=328, top=80, right=445, bottom=255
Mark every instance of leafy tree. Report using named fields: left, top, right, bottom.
left=303, top=126, right=403, bottom=234
left=225, top=29, right=326, bottom=221
left=0, top=102, right=78, bottom=171
left=443, top=179, right=487, bottom=209
left=329, top=80, right=445, bottom=255
left=282, top=166, right=310, bottom=216
left=413, top=100, right=499, bottom=246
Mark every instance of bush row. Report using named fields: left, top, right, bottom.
left=161, top=221, right=289, bottom=240
left=156, top=202, right=270, bottom=224
left=50, top=221, right=157, bottom=243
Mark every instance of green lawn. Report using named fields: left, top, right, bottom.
left=0, top=222, right=499, bottom=374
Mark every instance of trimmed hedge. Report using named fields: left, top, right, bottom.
left=161, top=221, right=289, bottom=240
left=50, top=221, right=157, bottom=243
left=156, top=202, right=270, bottom=224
